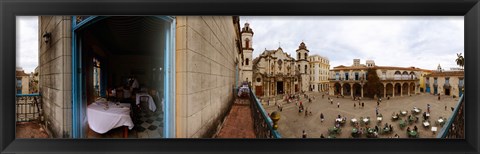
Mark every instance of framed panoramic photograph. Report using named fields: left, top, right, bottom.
left=1, top=0, right=479, bottom=154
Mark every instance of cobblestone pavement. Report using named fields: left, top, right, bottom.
left=263, top=92, right=460, bottom=138
left=216, top=98, right=256, bottom=138
left=16, top=122, right=49, bottom=138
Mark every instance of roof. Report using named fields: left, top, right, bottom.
left=16, top=70, right=29, bottom=76
left=425, top=71, right=464, bottom=77
left=331, top=65, right=430, bottom=71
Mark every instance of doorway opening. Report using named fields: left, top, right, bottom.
left=73, top=16, right=174, bottom=138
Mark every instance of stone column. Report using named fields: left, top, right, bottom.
left=361, top=84, right=364, bottom=98
left=350, top=84, right=354, bottom=98
left=341, top=84, right=344, bottom=96
left=384, top=85, right=386, bottom=98
left=400, top=84, right=403, bottom=97
left=392, top=85, right=395, bottom=97
left=408, top=83, right=410, bottom=96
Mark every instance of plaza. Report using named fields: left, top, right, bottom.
left=263, top=92, right=460, bottom=138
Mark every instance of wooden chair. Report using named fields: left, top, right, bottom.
left=139, top=96, right=149, bottom=112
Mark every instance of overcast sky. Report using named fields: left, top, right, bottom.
left=16, top=16, right=38, bottom=73
left=16, top=16, right=464, bottom=73
left=240, top=16, right=464, bottom=70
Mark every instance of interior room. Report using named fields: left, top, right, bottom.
left=77, top=16, right=167, bottom=138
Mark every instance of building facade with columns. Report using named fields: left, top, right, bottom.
left=251, top=41, right=330, bottom=98
left=424, top=64, right=464, bottom=97
left=328, top=59, right=428, bottom=99
left=252, top=47, right=300, bottom=97
left=308, top=55, right=330, bottom=92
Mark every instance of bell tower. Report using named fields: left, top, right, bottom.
left=296, top=42, right=310, bottom=92
left=240, top=22, right=254, bottom=84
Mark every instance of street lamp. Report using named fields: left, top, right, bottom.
left=42, top=32, right=51, bottom=44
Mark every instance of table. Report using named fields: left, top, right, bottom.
left=136, top=93, right=157, bottom=112
left=87, top=101, right=134, bottom=136
left=431, top=127, right=438, bottom=134
left=377, top=117, right=383, bottom=121
left=352, top=128, right=358, bottom=133
left=335, top=118, right=342, bottom=122
left=351, top=118, right=357, bottom=123
left=401, top=111, right=407, bottom=115
left=423, top=122, right=430, bottom=127
left=363, top=118, right=369, bottom=123
left=409, top=131, right=418, bottom=137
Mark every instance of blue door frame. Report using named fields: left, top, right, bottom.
left=72, top=16, right=176, bottom=138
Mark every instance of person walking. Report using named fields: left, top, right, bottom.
left=354, top=103, right=356, bottom=109
left=302, top=130, right=307, bottom=138
left=427, top=104, right=431, bottom=113
left=375, top=107, right=379, bottom=116
left=337, top=102, right=340, bottom=108
left=320, top=113, right=324, bottom=122
left=362, top=102, right=364, bottom=108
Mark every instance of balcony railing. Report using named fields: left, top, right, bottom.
left=16, top=93, right=43, bottom=122
left=249, top=87, right=282, bottom=138
left=437, top=94, right=464, bottom=138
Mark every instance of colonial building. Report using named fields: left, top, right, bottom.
left=328, top=59, right=429, bottom=98
left=308, top=55, right=330, bottom=92
left=424, top=64, right=464, bottom=97
left=15, top=67, right=30, bottom=94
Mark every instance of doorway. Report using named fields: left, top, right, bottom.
left=72, top=16, right=175, bottom=138
left=277, top=82, right=284, bottom=95
left=445, top=88, right=450, bottom=96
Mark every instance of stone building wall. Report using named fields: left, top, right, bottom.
left=38, top=16, right=72, bottom=138
left=175, top=16, right=239, bottom=138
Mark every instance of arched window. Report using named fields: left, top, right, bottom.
left=298, top=53, right=301, bottom=59
left=246, top=58, right=249, bottom=66
left=245, top=38, right=250, bottom=48
left=304, top=53, right=308, bottom=59
left=304, top=65, right=307, bottom=74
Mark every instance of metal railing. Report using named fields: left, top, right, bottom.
left=437, top=94, right=464, bottom=138
left=16, top=93, right=43, bottom=122
left=248, top=87, right=282, bottom=138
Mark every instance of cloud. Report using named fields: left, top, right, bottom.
left=240, top=16, right=464, bottom=70
left=16, top=16, right=39, bottom=73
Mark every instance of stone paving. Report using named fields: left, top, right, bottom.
left=16, top=122, right=49, bottom=138
left=263, top=92, right=460, bottom=138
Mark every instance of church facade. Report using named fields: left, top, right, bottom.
left=247, top=40, right=330, bottom=98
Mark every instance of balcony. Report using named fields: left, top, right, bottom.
left=381, top=77, right=417, bottom=81
left=216, top=87, right=281, bottom=138
left=437, top=94, right=464, bottom=138
left=16, top=93, right=49, bottom=138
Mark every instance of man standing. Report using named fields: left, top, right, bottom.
left=337, top=102, right=340, bottom=108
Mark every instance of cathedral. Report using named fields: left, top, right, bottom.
left=238, top=22, right=330, bottom=98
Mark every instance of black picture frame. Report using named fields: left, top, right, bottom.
left=1, top=0, right=479, bottom=154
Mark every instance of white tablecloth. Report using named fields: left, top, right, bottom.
left=335, top=118, right=342, bottom=122
left=136, top=93, right=157, bottom=112
left=238, top=86, right=250, bottom=96
left=423, top=122, right=430, bottom=127
left=363, top=118, right=369, bottom=122
left=87, top=101, right=134, bottom=134
left=351, top=119, right=357, bottom=122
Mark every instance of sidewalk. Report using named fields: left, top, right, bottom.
left=216, top=98, right=256, bottom=138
